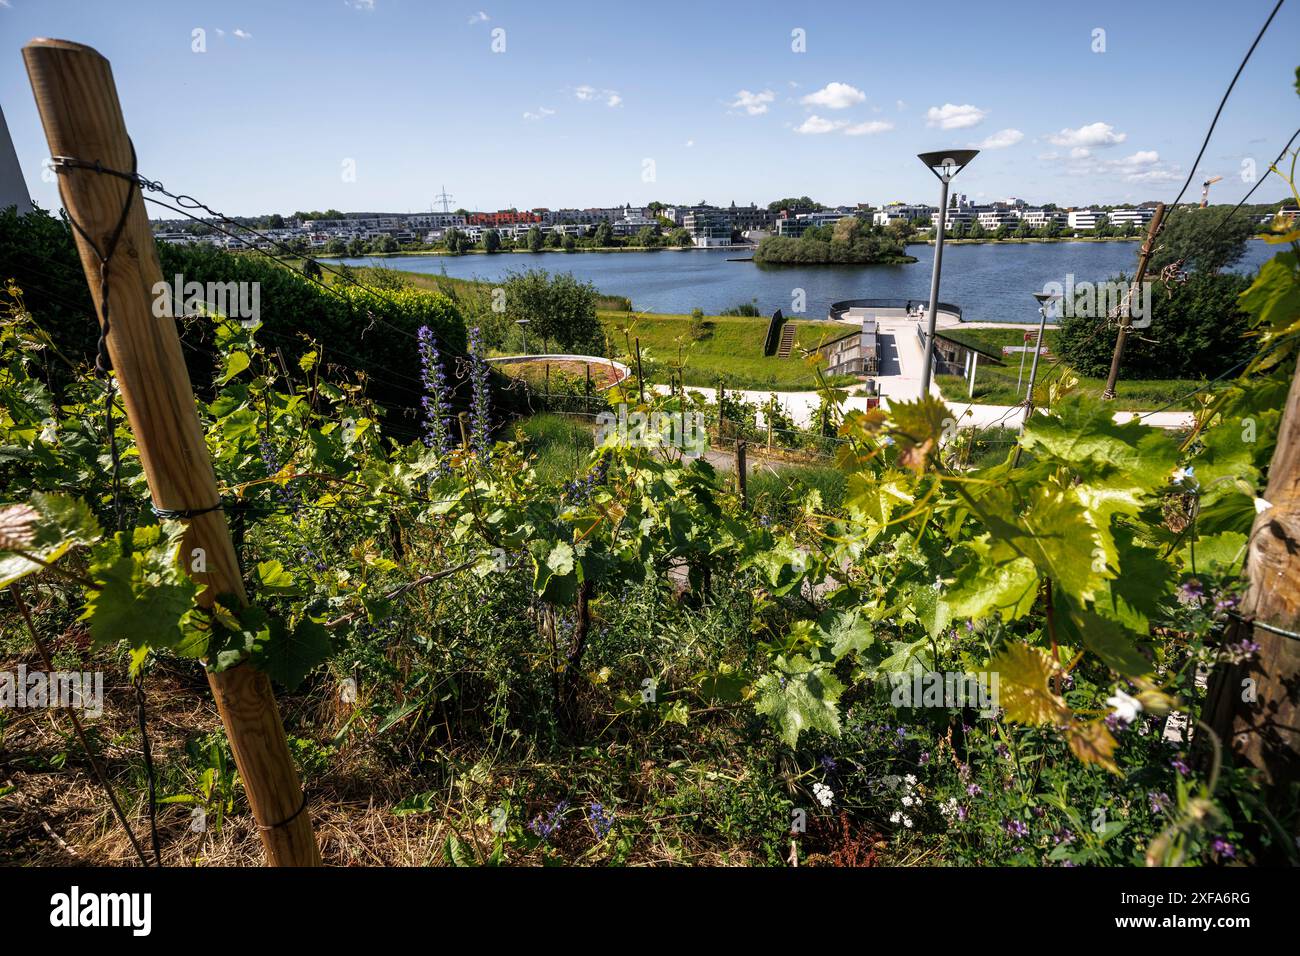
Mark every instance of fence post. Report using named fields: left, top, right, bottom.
left=23, top=37, right=319, bottom=865
left=1204, top=350, right=1300, bottom=783
left=635, top=337, right=645, bottom=404
left=736, top=440, right=748, bottom=510
left=1101, top=203, right=1166, bottom=399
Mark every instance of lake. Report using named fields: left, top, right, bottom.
left=330, top=240, right=1277, bottom=326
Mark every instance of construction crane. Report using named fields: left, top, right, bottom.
left=1200, top=175, right=1223, bottom=208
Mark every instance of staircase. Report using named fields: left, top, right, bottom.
left=777, top=324, right=797, bottom=358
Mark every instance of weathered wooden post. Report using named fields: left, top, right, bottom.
left=1101, top=203, right=1165, bottom=400
left=736, top=440, right=748, bottom=510
left=1204, top=351, right=1300, bottom=783
left=23, top=38, right=320, bottom=865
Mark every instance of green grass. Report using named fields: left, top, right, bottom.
left=515, top=413, right=595, bottom=484
left=933, top=326, right=1199, bottom=411
left=600, top=311, right=856, bottom=391
left=747, top=463, right=848, bottom=519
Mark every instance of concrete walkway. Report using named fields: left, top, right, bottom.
left=651, top=312, right=1196, bottom=432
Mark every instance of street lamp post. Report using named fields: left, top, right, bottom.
left=1023, top=291, right=1060, bottom=415
left=916, top=149, right=978, bottom=396
left=516, top=318, right=530, bottom=355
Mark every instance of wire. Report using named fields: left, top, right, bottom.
left=1166, top=0, right=1286, bottom=209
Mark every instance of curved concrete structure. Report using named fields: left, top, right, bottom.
left=487, top=354, right=631, bottom=391
left=829, top=297, right=964, bottom=329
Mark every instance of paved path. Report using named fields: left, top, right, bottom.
left=651, top=312, right=1196, bottom=432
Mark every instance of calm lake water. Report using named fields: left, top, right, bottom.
left=332, top=240, right=1276, bottom=325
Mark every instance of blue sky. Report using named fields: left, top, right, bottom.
left=2, top=0, right=1297, bottom=216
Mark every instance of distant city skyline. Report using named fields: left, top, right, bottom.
left=1, top=0, right=1297, bottom=217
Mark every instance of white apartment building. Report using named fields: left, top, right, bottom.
left=977, top=209, right=1020, bottom=231
left=1106, top=207, right=1155, bottom=229
left=1019, top=208, right=1068, bottom=228
left=1067, top=209, right=1107, bottom=231
left=874, top=202, right=933, bottom=227
left=930, top=208, right=976, bottom=230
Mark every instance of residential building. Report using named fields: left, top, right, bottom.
left=1106, top=207, right=1155, bottom=229
left=1067, top=209, right=1107, bottom=231
left=682, top=208, right=732, bottom=247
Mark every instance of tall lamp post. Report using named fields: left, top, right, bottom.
left=1011, top=291, right=1061, bottom=467
left=516, top=318, right=530, bottom=355
left=1023, top=291, right=1060, bottom=414
left=916, top=149, right=978, bottom=395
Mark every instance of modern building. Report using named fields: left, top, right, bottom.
left=682, top=208, right=732, bottom=247
left=1106, top=207, right=1155, bottom=229
left=0, top=106, right=31, bottom=216
left=1019, top=208, right=1068, bottom=229
left=1067, top=209, right=1107, bottom=231
left=874, top=203, right=933, bottom=227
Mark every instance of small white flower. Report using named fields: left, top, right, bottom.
left=812, top=781, right=834, bottom=808
left=902, top=795, right=914, bottom=807
left=1106, top=688, right=1143, bottom=724
left=904, top=774, right=918, bottom=787
left=903, top=815, right=914, bottom=828
left=890, top=810, right=902, bottom=824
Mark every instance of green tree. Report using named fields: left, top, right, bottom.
left=562, top=233, right=577, bottom=252
left=484, top=229, right=502, bottom=254
left=1057, top=271, right=1253, bottom=378
left=1146, top=205, right=1256, bottom=275
left=346, top=237, right=367, bottom=257
left=527, top=226, right=544, bottom=252
left=593, top=221, right=614, bottom=247
left=668, top=228, right=693, bottom=248
left=635, top=225, right=661, bottom=248
left=500, top=269, right=603, bottom=353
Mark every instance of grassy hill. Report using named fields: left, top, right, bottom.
left=598, top=311, right=856, bottom=391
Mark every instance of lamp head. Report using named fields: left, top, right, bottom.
left=918, top=149, right=979, bottom=182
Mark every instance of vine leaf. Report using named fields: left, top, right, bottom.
left=753, top=654, right=844, bottom=747
left=82, top=525, right=200, bottom=652
left=1067, top=719, right=1121, bottom=775
left=0, top=493, right=100, bottom=588
left=988, top=642, right=1070, bottom=726
left=254, top=618, right=332, bottom=690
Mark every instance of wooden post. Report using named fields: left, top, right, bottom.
left=457, top=411, right=469, bottom=449
left=1204, top=352, right=1300, bottom=783
left=736, top=440, right=748, bottom=510
left=1101, top=203, right=1165, bottom=400
left=635, top=337, right=645, bottom=404
left=23, top=38, right=319, bottom=865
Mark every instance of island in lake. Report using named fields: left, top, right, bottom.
left=753, top=216, right=917, bottom=266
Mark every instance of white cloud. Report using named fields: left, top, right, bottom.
left=1047, top=121, right=1126, bottom=148
left=684, top=139, right=695, bottom=147
left=926, top=103, right=987, bottom=130
left=844, top=120, right=894, bottom=136
left=730, top=89, right=776, bottom=116
left=346, top=0, right=376, bottom=9
left=1069, top=147, right=1091, bottom=160
left=523, top=107, right=555, bottom=121
left=978, top=128, right=1023, bottom=149
left=1116, top=150, right=1159, bottom=166
left=896, top=99, right=907, bottom=111
left=1123, top=168, right=1181, bottom=184
left=233, top=28, right=252, bottom=39
left=800, top=82, right=866, bottom=110
left=795, top=115, right=845, bottom=135
left=467, top=10, right=489, bottom=23
left=574, top=85, right=621, bottom=107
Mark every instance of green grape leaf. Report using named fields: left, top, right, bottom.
left=81, top=525, right=200, bottom=651
left=253, top=618, right=332, bottom=690
left=1057, top=598, right=1154, bottom=678
left=818, top=608, right=875, bottom=659
left=0, top=493, right=101, bottom=588
left=941, top=538, right=1039, bottom=624
left=753, top=654, right=844, bottom=747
